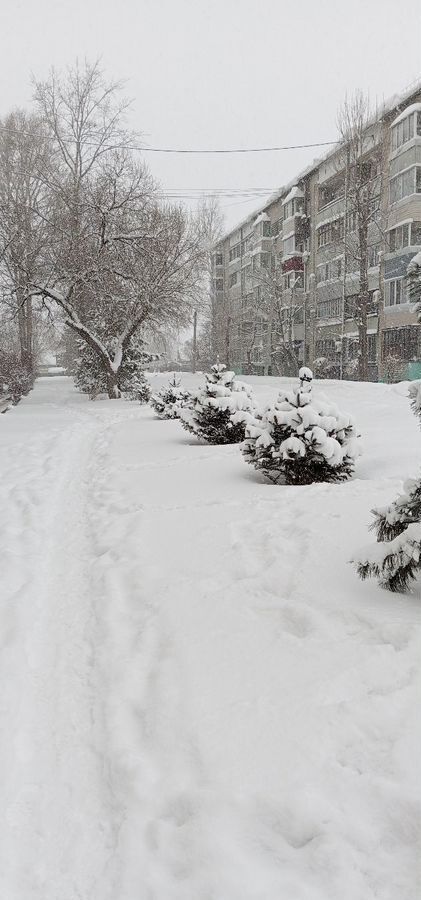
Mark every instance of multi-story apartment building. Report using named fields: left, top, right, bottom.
left=212, top=82, right=421, bottom=380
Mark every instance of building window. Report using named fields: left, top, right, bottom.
left=412, top=222, right=421, bottom=245
left=344, top=293, right=378, bottom=319
left=282, top=235, right=297, bottom=255
left=388, top=223, right=410, bottom=251
left=262, top=221, right=271, bottom=237
left=283, top=198, right=304, bottom=221
left=315, top=338, right=336, bottom=358
left=389, top=167, right=421, bottom=204
left=215, top=252, right=223, bottom=266
left=382, top=326, right=420, bottom=360
left=229, top=244, right=241, bottom=262
left=385, top=277, right=408, bottom=306
left=284, top=272, right=303, bottom=289
left=317, top=218, right=344, bottom=248
left=316, top=257, right=343, bottom=283
left=229, top=272, right=238, bottom=288
left=316, top=262, right=329, bottom=284
left=368, top=245, right=381, bottom=267
left=316, top=298, right=342, bottom=319
left=317, top=225, right=330, bottom=248
left=367, top=334, right=377, bottom=362
left=391, top=113, right=415, bottom=150
left=214, top=278, right=224, bottom=292
left=318, top=179, right=344, bottom=210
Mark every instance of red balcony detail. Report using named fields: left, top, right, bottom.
left=282, top=256, right=304, bottom=273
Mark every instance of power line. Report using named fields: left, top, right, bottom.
left=140, top=140, right=337, bottom=154
left=0, top=123, right=337, bottom=155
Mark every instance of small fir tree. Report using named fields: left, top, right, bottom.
left=150, top=374, right=191, bottom=419
left=180, top=362, right=256, bottom=444
left=353, top=380, right=421, bottom=591
left=241, top=367, right=361, bottom=485
left=74, top=336, right=153, bottom=402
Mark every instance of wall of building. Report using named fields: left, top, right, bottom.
left=212, top=85, right=421, bottom=380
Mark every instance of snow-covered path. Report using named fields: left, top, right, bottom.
left=1, top=376, right=420, bottom=899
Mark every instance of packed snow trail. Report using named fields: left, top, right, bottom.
left=0, top=375, right=420, bottom=899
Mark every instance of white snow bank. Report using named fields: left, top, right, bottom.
left=0, top=375, right=420, bottom=899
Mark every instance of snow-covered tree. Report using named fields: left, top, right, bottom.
left=407, top=250, right=421, bottom=307
left=241, top=367, right=361, bottom=485
left=28, top=61, right=202, bottom=398
left=74, top=336, right=153, bottom=402
left=180, top=363, right=256, bottom=444
left=150, top=374, right=191, bottom=419
left=353, top=380, right=421, bottom=591
left=0, top=109, right=51, bottom=374
left=0, top=348, right=34, bottom=403
left=336, top=92, right=385, bottom=381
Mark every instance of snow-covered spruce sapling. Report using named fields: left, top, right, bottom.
left=74, top=337, right=153, bottom=402
left=353, top=380, right=421, bottom=591
left=180, top=363, right=256, bottom=444
left=241, top=367, right=361, bottom=485
left=150, top=374, right=191, bottom=419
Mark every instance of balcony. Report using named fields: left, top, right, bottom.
left=282, top=255, right=304, bottom=274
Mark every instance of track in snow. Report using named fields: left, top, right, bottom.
left=0, top=375, right=420, bottom=900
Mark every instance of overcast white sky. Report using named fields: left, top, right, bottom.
left=1, top=0, right=421, bottom=230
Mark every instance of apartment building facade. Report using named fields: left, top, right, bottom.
left=212, top=83, right=421, bottom=380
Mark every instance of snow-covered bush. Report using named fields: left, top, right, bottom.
left=353, top=379, right=421, bottom=591
left=180, top=363, right=256, bottom=444
left=74, top=337, right=153, bottom=402
left=0, top=351, right=34, bottom=404
left=241, top=367, right=361, bottom=485
left=382, top=355, right=406, bottom=384
left=150, top=374, right=191, bottom=419
left=313, top=356, right=337, bottom=379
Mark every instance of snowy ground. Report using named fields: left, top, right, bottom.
left=1, top=374, right=420, bottom=900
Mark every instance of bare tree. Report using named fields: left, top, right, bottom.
left=195, top=195, right=224, bottom=362
left=251, top=262, right=302, bottom=376
left=337, top=92, right=385, bottom=381
left=0, top=109, right=51, bottom=370
left=28, top=61, right=201, bottom=397
left=32, top=166, right=202, bottom=396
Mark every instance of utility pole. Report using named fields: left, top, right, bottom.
left=192, top=309, right=198, bottom=373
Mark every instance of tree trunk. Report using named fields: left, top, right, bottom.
left=192, top=309, right=198, bottom=373
left=225, top=314, right=231, bottom=367
left=358, top=235, right=369, bottom=381
left=24, top=296, right=33, bottom=371
left=106, top=368, right=120, bottom=399
left=358, top=311, right=369, bottom=381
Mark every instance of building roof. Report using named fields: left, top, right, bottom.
left=216, top=78, right=421, bottom=248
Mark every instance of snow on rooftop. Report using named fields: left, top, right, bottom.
left=253, top=211, right=270, bottom=226
left=391, top=102, right=421, bottom=126
left=282, top=185, right=304, bottom=204
left=216, top=78, right=421, bottom=247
